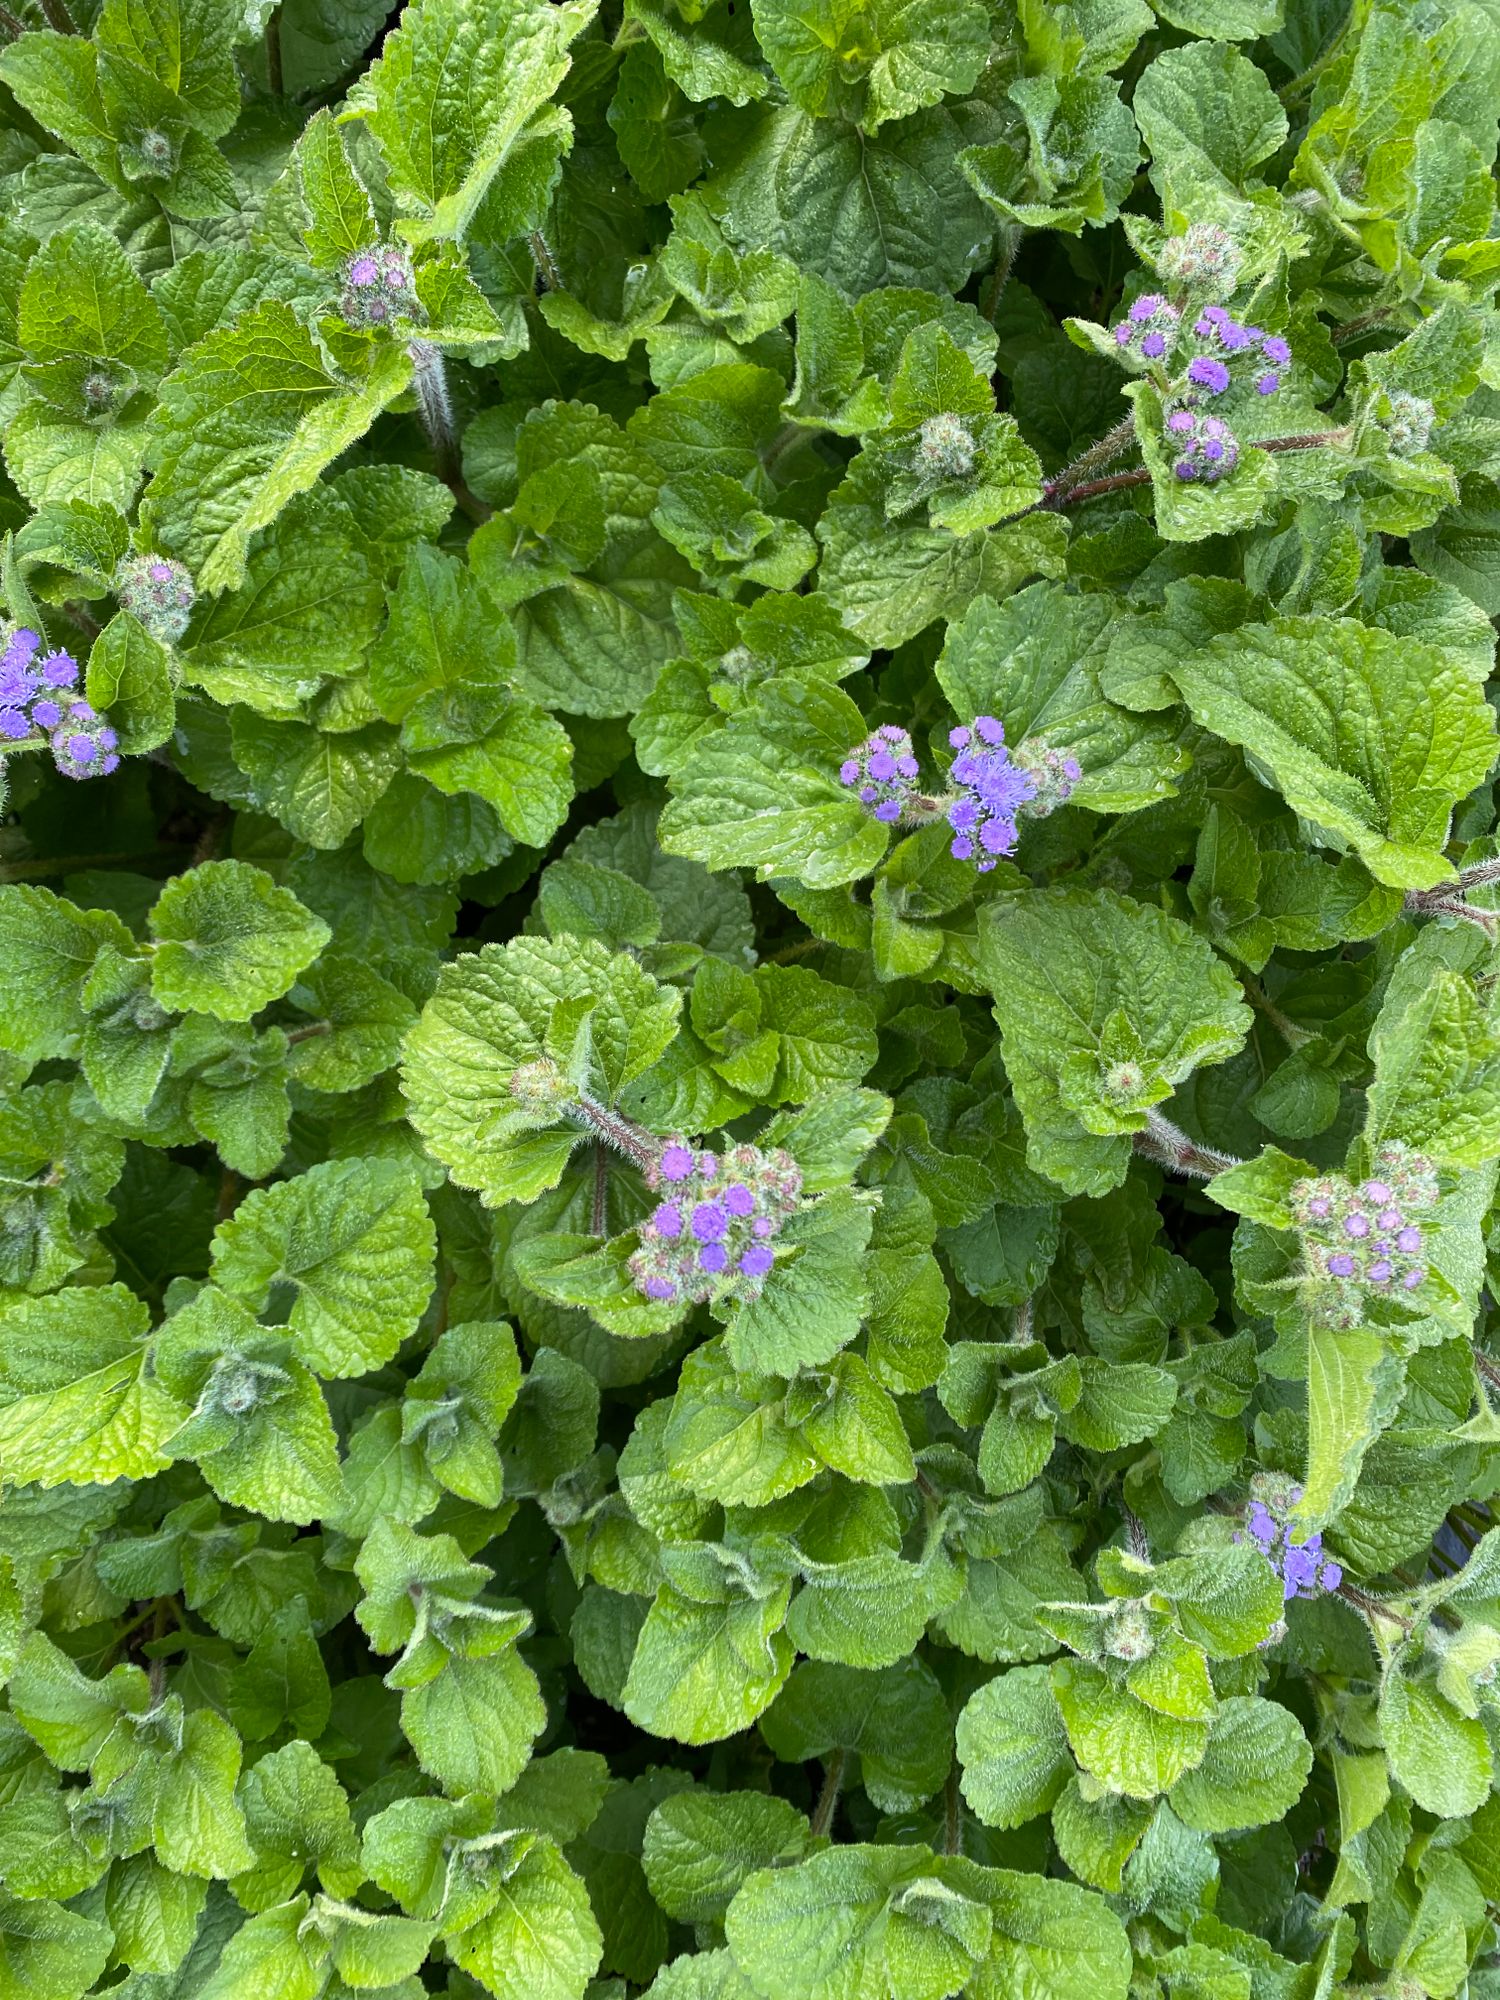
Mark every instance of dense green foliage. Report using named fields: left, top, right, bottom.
left=2, top=0, right=1500, bottom=1994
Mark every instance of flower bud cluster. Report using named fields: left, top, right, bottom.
left=1155, top=221, right=1242, bottom=297
left=1380, top=391, right=1435, bottom=457
left=946, top=716, right=1037, bottom=871
left=1103, top=1603, right=1155, bottom=1662
left=1185, top=306, right=1291, bottom=399
left=508, top=1057, right=578, bottom=1120
left=1013, top=739, right=1081, bottom=817
left=340, top=244, right=420, bottom=328
left=838, top=726, right=920, bottom=824
left=1234, top=1475, right=1343, bottom=1601
left=1165, top=407, right=1240, bottom=484
left=115, top=554, right=197, bottom=644
left=629, top=1140, right=802, bottom=1306
left=915, top=412, right=976, bottom=480
left=0, top=627, right=120, bottom=779
left=1289, top=1144, right=1437, bottom=1316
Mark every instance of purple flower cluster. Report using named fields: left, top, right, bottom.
left=339, top=244, right=419, bottom=329
left=840, top=726, right=920, bottom=824
left=1112, top=293, right=1180, bottom=363
left=1238, top=1485, right=1343, bottom=1601
left=0, top=627, right=120, bottom=779
left=1289, top=1144, right=1437, bottom=1314
left=115, top=553, right=196, bottom=644
left=1187, top=307, right=1290, bottom=398
left=946, top=717, right=1036, bottom=871
left=629, top=1139, right=802, bottom=1307
left=1166, top=408, right=1240, bottom=484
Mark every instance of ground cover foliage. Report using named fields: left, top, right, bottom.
left=2, top=0, right=1500, bottom=1994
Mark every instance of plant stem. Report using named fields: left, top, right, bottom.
left=38, top=0, right=77, bottom=30
left=1404, top=888, right=1499, bottom=936
left=810, top=1749, right=847, bottom=1840
left=0, top=845, right=189, bottom=883
left=1475, top=1350, right=1500, bottom=1392
left=1042, top=416, right=1138, bottom=508
left=1331, top=306, right=1394, bottom=346
left=1035, top=426, right=1355, bottom=516
left=407, top=339, right=492, bottom=522
left=0, top=7, right=26, bottom=41
left=1336, top=1580, right=1411, bottom=1634
left=942, top=1768, right=964, bottom=1857
left=981, top=226, right=1024, bottom=325
left=1134, top=1109, right=1245, bottom=1181
left=265, top=5, right=283, bottom=93
left=1012, top=1294, right=1033, bottom=1343
left=1244, top=980, right=1316, bottom=1048
left=285, top=1020, right=332, bottom=1045
left=528, top=230, right=562, bottom=292
left=592, top=1142, right=609, bottom=1236
left=62, top=600, right=103, bottom=642
left=1456, top=857, right=1500, bottom=890
left=569, top=1093, right=662, bottom=1175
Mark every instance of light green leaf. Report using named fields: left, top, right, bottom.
left=148, top=860, right=331, bottom=1022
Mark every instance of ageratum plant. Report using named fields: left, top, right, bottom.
left=2, top=0, right=1500, bottom=1995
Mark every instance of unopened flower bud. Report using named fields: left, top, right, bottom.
left=1165, top=406, right=1240, bottom=483
left=839, top=725, right=920, bottom=825
left=916, top=412, right=976, bottom=480
left=115, top=554, right=197, bottom=644
left=1156, top=221, right=1242, bottom=297
left=1381, top=391, right=1435, bottom=457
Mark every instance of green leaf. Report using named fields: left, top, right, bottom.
left=0, top=1285, right=185, bottom=1488
left=957, top=1665, right=1073, bottom=1830
left=344, top=0, right=599, bottom=244
left=85, top=612, right=174, bottom=753
left=762, top=1657, right=951, bottom=1812
left=659, top=678, right=895, bottom=888
left=148, top=860, right=331, bottom=1022
left=748, top=0, right=989, bottom=131
left=0, top=886, right=134, bottom=1062
left=643, top=1791, right=810, bottom=1925
left=623, top=1578, right=794, bottom=1745
left=0, top=1890, right=112, bottom=2000
left=1168, top=1696, right=1312, bottom=1832
left=1166, top=616, right=1497, bottom=891
left=211, top=1156, right=436, bottom=1378
left=1379, top=1667, right=1493, bottom=1817
left=294, top=108, right=378, bottom=268
left=978, top=888, right=1253, bottom=1197
left=1365, top=934, right=1500, bottom=1167
left=449, top=1837, right=604, bottom=2000
left=19, top=221, right=167, bottom=376
left=144, top=304, right=413, bottom=594
left=402, top=934, right=682, bottom=1204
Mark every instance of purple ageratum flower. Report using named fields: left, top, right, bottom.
left=1343, top=1211, right=1370, bottom=1238
left=1187, top=355, right=1231, bottom=394
left=1013, top=741, right=1081, bottom=819
left=38, top=650, right=78, bottom=689
left=946, top=718, right=1036, bottom=873
left=0, top=707, right=30, bottom=741
left=1326, top=1252, right=1357, bottom=1278
left=1109, top=295, right=1180, bottom=365
left=115, top=553, right=196, bottom=644
left=1239, top=1479, right=1345, bottom=1603
left=632, top=1138, right=804, bottom=1307
left=1255, top=372, right=1280, bottom=396
left=1169, top=410, right=1240, bottom=483
left=340, top=242, right=419, bottom=329
left=31, top=698, right=62, bottom=730
left=840, top=725, right=920, bottom=828
left=1292, top=1158, right=1433, bottom=1308
left=49, top=700, right=119, bottom=781
left=1260, top=333, right=1292, bottom=366
left=1396, top=1226, right=1423, bottom=1254
left=347, top=255, right=380, bottom=287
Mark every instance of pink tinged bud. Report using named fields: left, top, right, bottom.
left=660, top=1145, right=695, bottom=1182
left=1375, top=1207, right=1402, bottom=1230
left=149, top=562, right=174, bottom=582
left=1307, top=1196, right=1331, bottom=1218
left=1167, top=410, right=1195, bottom=434
left=348, top=256, right=379, bottom=286
left=698, top=1152, right=718, bottom=1175
left=1344, top=1212, right=1370, bottom=1238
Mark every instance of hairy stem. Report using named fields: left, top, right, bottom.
left=528, top=230, right=562, bottom=291
left=1037, top=426, right=1355, bottom=515
left=1475, top=1349, right=1500, bottom=1392
left=0, top=7, right=26, bottom=40
left=407, top=339, right=491, bottom=522
left=981, top=226, right=1024, bottom=325
left=1042, top=416, right=1138, bottom=507
left=1244, top=980, right=1316, bottom=1048
left=38, top=0, right=77, bottom=29
left=810, top=1749, right=847, bottom=1840
left=1456, top=856, right=1500, bottom=890
left=1134, top=1109, right=1245, bottom=1180
left=284, top=1020, right=332, bottom=1046
left=1404, top=888, right=1499, bottom=936
left=62, top=599, right=103, bottom=643
left=570, top=1094, right=662, bottom=1175
left=1336, top=1580, right=1411, bottom=1634
left=592, top=1141, right=609, bottom=1236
